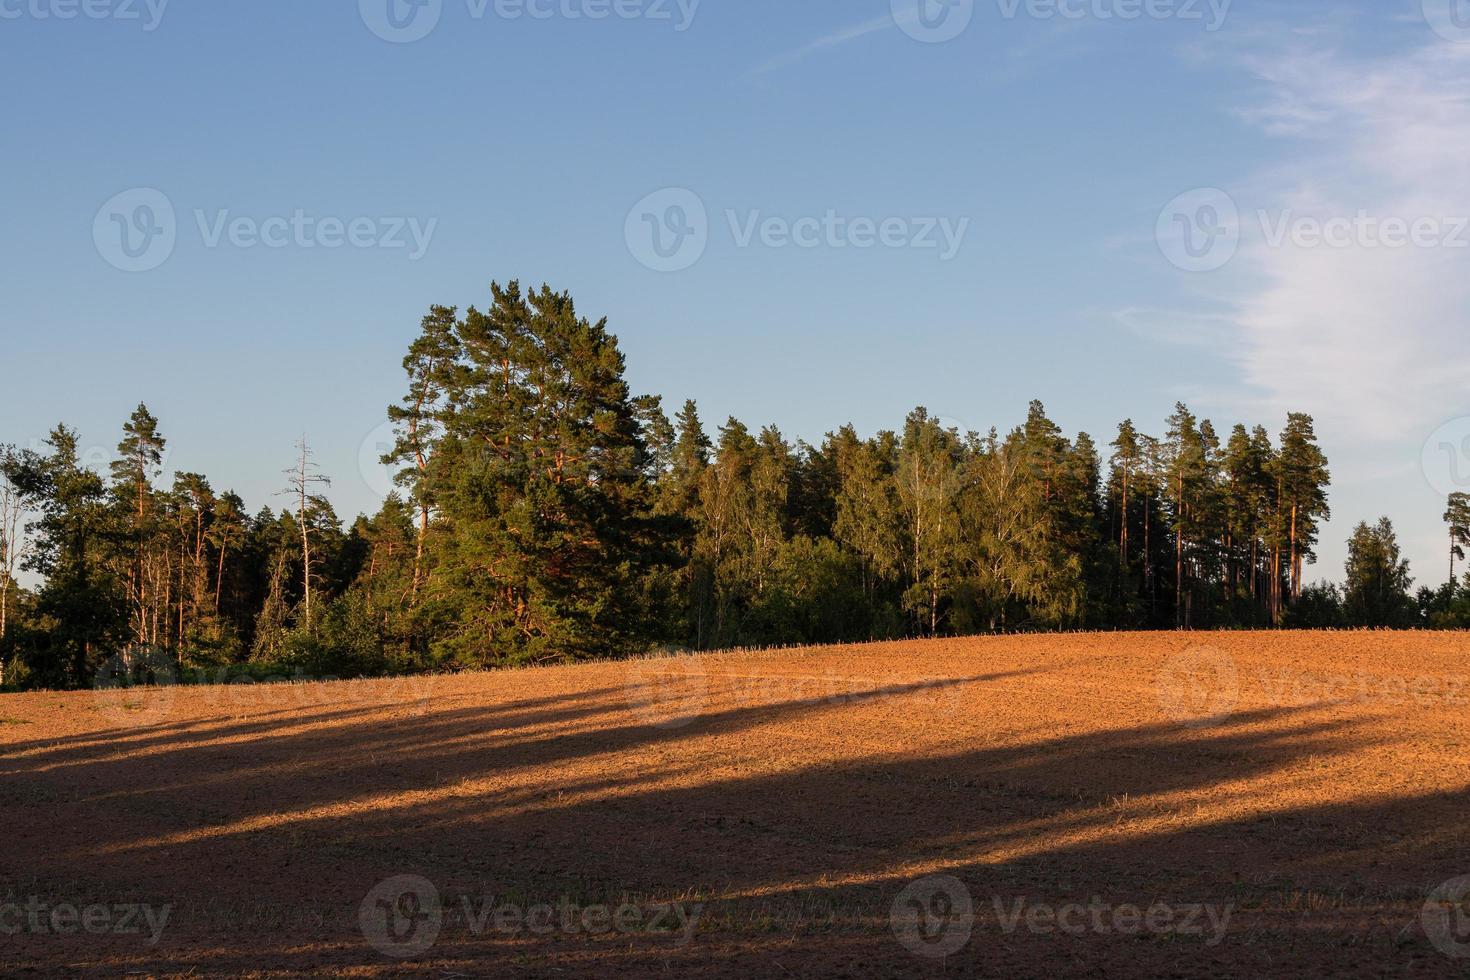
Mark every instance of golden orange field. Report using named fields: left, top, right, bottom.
left=4, top=632, right=1470, bottom=977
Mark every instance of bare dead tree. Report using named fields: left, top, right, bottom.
left=280, top=438, right=331, bottom=632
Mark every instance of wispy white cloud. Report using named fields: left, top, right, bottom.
left=1141, top=31, right=1470, bottom=577
left=1111, top=306, right=1240, bottom=349
left=1165, top=37, right=1470, bottom=442
left=745, top=14, right=898, bottom=78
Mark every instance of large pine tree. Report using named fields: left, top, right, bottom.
left=427, top=282, right=664, bottom=665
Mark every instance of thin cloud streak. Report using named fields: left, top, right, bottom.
left=745, top=14, right=898, bottom=78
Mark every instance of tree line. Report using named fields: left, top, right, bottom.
left=0, top=281, right=1452, bottom=690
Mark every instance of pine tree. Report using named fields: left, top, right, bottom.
left=209, top=491, right=248, bottom=617
left=18, top=427, right=126, bottom=685
left=1137, top=433, right=1165, bottom=624
left=1109, top=420, right=1141, bottom=577
left=1058, top=430, right=1105, bottom=625
left=660, top=399, right=712, bottom=646
left=385, top=306, right=463, bottom=601
left=111, top=404, right=167, bottom=646
left=1444, top=493, right=1470, bottom=589
left=171, top=472, right=216, bottom=653
left=1247, top=425, right=1278, bottom=614
left=1275, top=413, right=1331, bottom=619
left=1164, top=404, right=1205, bottom=627
left=431, top=282, right=662, bottom=664
left=1, top=273, right=1360, bottom=683
left=1221, top=425, right=1252, bottom=613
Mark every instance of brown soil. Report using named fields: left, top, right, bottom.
left=4, top=632, right=1470, bottom=977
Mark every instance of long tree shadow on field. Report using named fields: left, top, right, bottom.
left=4, top=668, right=1468, bottom=977
left=0, top=683, right=642, bottom=763
left=4, top=673, right=1034, bottom=869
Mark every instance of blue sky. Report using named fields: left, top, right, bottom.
left=2, top=0, right=1468, bottom=585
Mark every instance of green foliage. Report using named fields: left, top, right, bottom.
left=10, top=427, right=128, bottom=686
left=1444, top=492, right=1470, bottom=588
left=411, top=282, right=668, bottom=667
left=6, top=279, right=1428, bottom=694
left=1343, top=518, right=1415, bottom=627
left=1287, top=581, right=1345, bottom=628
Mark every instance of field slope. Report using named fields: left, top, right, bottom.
left=4, top=632, right=1470, bottom=977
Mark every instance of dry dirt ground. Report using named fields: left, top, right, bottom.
left=5, top=632, right=1470, bottom=977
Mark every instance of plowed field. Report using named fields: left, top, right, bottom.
left=5, top=632, right=1470, bottom=977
